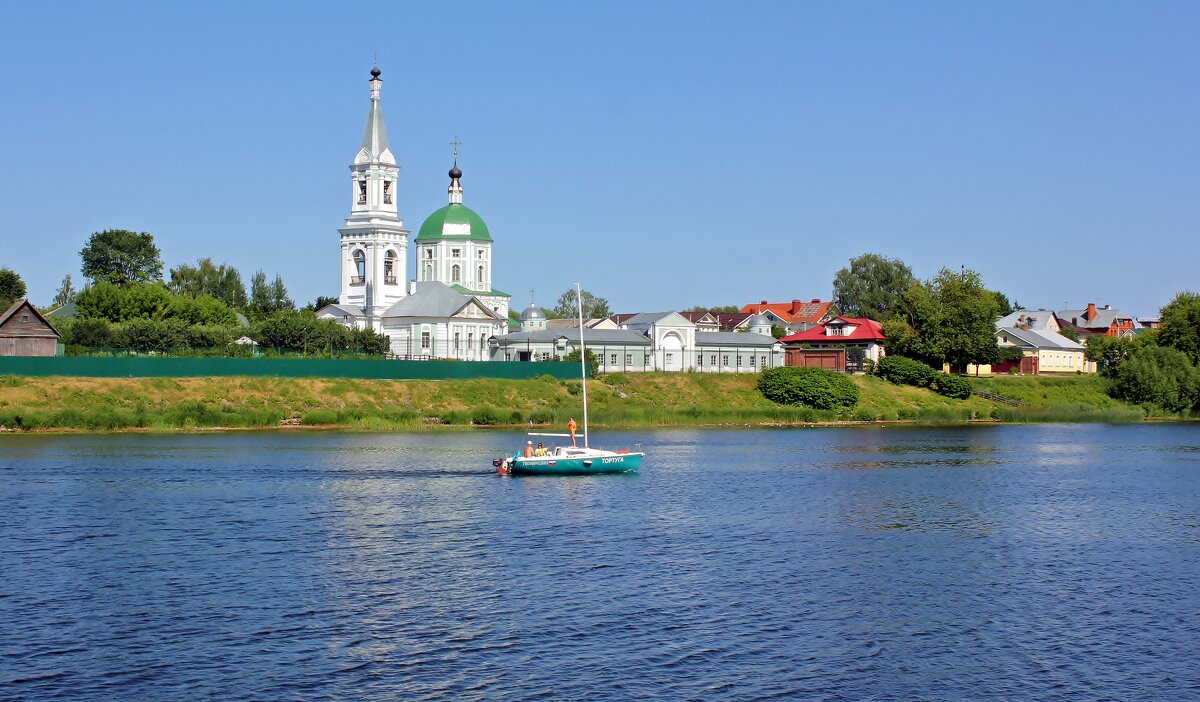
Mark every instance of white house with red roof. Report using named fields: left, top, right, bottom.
left=779, top=317, right=886, bottom=370
left=740, top=298, right=834, bottom=334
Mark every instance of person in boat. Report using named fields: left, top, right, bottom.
left=568, top=417, right=578, bottom=447
left=522, top=440, right=534, bottom=458
left=534, top=442, right=547, bottom=457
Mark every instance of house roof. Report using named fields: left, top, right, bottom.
left=491, top=328, right=652, bottom=346
left=996, top=309, right=1058, bottom=330
left=1058, top=306, right=1133, bottom=330
left=450, top=283, right=509, bottom=297
left=996, top=327, right=1084, bottom=350
left=610, top=313, right=639, bottom=325
left=379, top=281, right=502, bottom=320
left=620, top=311, right=682, bottom=326
left=679, top=311, right=717, bottom=324
left=779, top=317, right=884, bottom=344
left=316, top=303, right=366, bottom=319
left=740, top=299, right=832, bottom=324
left=44, top=299, right=77, bottom=318
left=0, top=299, right=60, bottom=338
left=715, top=312, right=754, bottom=329
left=694, top=331, right=779, bottom=347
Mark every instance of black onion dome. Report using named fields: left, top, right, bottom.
left=449, top=162, right=462, bottom=179
left=370, top=66, right=381, bottom=78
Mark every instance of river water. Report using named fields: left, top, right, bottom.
left=1, top=424, right=1198, bottom=701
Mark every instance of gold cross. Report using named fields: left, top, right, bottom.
left=451, top=136, right=462, bottom=160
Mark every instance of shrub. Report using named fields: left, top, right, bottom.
left=1109, top=346, right=1200, bottom=412
left=70, top=317, right=114, bottom=348
left=757, top=367, right=859, bottom=410
left=876, top=356, right=938, bottom=387
left=472, top=406, right=502, bottom=425
left=931, top=373, right=973, bottom=399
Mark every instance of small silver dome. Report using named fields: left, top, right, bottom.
left=520, top=305, right=547, bottom=321
left=747, top=313, right=770, bottom=327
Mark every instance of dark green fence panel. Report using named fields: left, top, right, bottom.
left=0, top=357, right=581, bottom=380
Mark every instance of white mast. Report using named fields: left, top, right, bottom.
left=576, top=282, right=589, bottom=448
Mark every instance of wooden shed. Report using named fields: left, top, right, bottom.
left=785, top=347, right=846, bottom=372
left=0, top=299, right=61, bottom=356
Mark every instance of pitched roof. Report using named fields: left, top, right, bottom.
left=620, top=311, right=680, bottom=326
left=316, top=303, right=366, bottom=319
left=491, top=328, right=651, bottom=346
left=996, top=327, right=1084, bottom=350
left=1058, top=307, right=1133, bottom=330
left=740, top=298, right=832, bottom=324
left=694, top=331, right=779, bottom=347
left=996, top=309, right=1058, bottom=330
left=0, top=299, right=60, bottom=338
left=779, top=317, right=885, bottom=343
left=379, top=281, right=502, bottom=320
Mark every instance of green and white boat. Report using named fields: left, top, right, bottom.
left=494, top=283, right=645, bottom=476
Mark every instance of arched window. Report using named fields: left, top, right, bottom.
left=384, top=250, right=397, bottom=284
left=352, top=250, right=366, bottom=285
left=424, top=264, right=433, bottom=281
left=477, top=265, right=485, bottom=284
left=451, top=264, right=460, bottom=283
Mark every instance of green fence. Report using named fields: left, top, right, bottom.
left=0, top=356, right=582, bottom=380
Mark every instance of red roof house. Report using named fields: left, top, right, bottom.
left=779, top=317, right=886, bottom=371
left=740, top=298, right=833, bottom=333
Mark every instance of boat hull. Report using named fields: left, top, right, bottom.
left=509, top=452, right=643, bottom=475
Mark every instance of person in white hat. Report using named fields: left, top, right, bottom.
left=522, top=440, right=535, bottom=458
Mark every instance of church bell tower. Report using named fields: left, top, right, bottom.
left=337, top=65, right=409, bottom=323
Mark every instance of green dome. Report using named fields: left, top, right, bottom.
left=415, top=203, right=492, bottom=242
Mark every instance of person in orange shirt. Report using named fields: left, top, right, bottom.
left=567, top=417, right=578, bottom=446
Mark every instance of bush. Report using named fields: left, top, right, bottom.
left=472, top=406, right=502, bottom=425
left=931, top=373, right=973, bottom=399
left=877, top=355, right=939, bottom=387
left=70, top=317, right=113, bottom=348
left=1109, top=346, right=1200, bottom=412
left=757, top=367, right=859, bottom=410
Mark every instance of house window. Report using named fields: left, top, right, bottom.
left=383, top=180, right=392, bottom=204
left=420, top=331, right=430, bottom=349
left=665, top=353, right=673, bottom=363
left=454, top=332, right=460, bottom=350
left=542, top=352, right=551, bottom=361
left=451, top=265, right=461, bottom=283
left=645, top=354, right=652, bottom=365
left=750, top=355, right=756, bottom=367
left=468, top=333, right=474, bottom=351
left=610, top=354, right=617, bottom=365
left=737, top=355, right=742, bottom=366
left=711, top=355, right=717, bottom=365
left=358, top=180, right=367, bottom=204
left=625, top=354, right=632, bottom=365
left=723, top=354, right=730, bottom=366
left=696, top=354, right=703, bottom=365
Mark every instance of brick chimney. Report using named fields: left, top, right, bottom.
left=791, top=299, right=802, bottom=315
left=1087, top=303, right=1097, bottom=320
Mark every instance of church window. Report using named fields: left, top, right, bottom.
left=468, top=333, right=474, bottom=351
left=421, top=331, right=430, bottom=349
left=383, top=180, right=392, bottom=204
left=424, top=249, right=434, bottom=259
left=451, top=265, right=461, bottom=283
left=665, top=353, right=673, bottom=364
left=478, top=250, right=486, bottom=259
left=352, top=250, right=366, bottom=285
left=453, top=332, right=460, bottom=350
left=451, top=248, right=461, bottom=258
left=384, top=250, right=397, bottom=284
left=480, top=336, right=486, bottom=351
left=424, top=264, right=433, bottom=281
left=358, top=180, right=367, bottom=204
left=478, top=265, right=485, bottom=284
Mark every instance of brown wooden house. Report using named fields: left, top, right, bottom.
left=0, top=299, right=61, bottom=356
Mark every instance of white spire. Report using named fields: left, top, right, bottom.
left=360, top=65, right=390, bottom=160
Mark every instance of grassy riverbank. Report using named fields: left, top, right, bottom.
left=0, top=371, right=1170, bottom=433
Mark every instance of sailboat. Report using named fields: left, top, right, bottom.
left=494, top=284, right=645, bottom=476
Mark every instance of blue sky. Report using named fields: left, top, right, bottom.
left=1, top=1, right=1196, bottom=317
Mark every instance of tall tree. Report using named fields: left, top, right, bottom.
left=882, top=267, right=1002, bottom=369
left=249, top=270, right=293, bottom=315
left=269, top=275, right=294, bottom=313
left=831, top=253, right=915, bottom=320
left=0, top=267, right=26, bottom=308
left=169, top=258, right=247, bottom=308
left=551, top=287, right=612, bottom=319
left=80, top=229, right=163, bottom=286
left=1158, top=291, right=1200, bottom=364
left=53, top=274, right=76, bottom=307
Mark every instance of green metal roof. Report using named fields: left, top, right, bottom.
left=450, top=284, right=509, bottom=298
left=415, top=203, right=492, bottom=242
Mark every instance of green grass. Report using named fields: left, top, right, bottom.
left=0, top=371, right=1185, bottom=433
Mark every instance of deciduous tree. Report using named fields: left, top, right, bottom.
left=1158, top=291, right=1200, bottom=364
left=551, top=287, right=611, bottom=320
left=80, top=229, right=163, bottom=286
left=0, top=267, right=26, bottom=308
left=882, top=268, right=1002, bottom=369
left=831, top=253, right=915, bottom=320
left=53, top=274, right=75, bottom=307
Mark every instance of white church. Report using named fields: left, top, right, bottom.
left=317, top=66, right=510, bottom=359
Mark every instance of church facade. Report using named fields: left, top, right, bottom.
left=318, top=67, right=510, bottom=359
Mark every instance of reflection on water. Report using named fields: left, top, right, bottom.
left=1, top=424, right=1198, bottom=701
